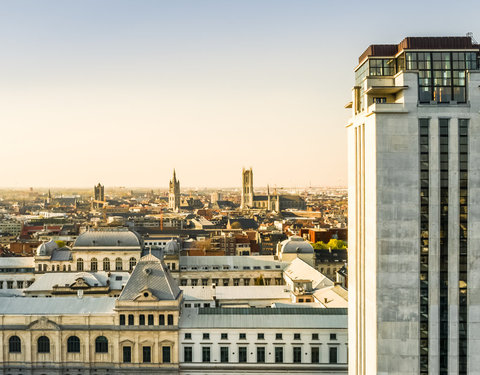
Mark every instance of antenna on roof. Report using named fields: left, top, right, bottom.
left=467, top=32, right=478, bottom=44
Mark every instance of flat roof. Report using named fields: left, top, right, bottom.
left=0, top=297, right=116, bottom=315
left=359, top=36, right=480, bottom=64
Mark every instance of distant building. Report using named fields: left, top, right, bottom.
left=93, top=183, right=105, bottom=209
left=240, top=168, right=306, bottom=211
left=169, top=169, right=181, bottom=211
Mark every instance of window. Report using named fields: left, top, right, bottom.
left=95, top=336, right=108, bottom=353
left=9, top=336, right=21, bottom=353
left=294, top=333, right=301, bottom=340
left=257, top=333, right=264, bottom=340
left=139, top=314, right=145, bottom=325
left=119, top=314, right=125, bottom=325
left=184, top=333, right=192, bottom=340
left=275, top=333, right=282, bottom=340
left=184, top=346, right=193, bottom=362
left=67, top=336, right=80, bottom=353
left=77, top=258, right=84, bottom=271
left=330, top=333, right=337, bottom=340
left=311, top=346, right=320, bottom=363
left=220, top=346, right=229, bottom=363
left=239, top=333, right=246, bottom=340
left=238, top=346, right=247, bottom=362
left=123, top=346, right=131, bottom=363
left=202, top=279, right=208, bottom=286
left=243, top=278, right=250, bottom=286
left=293, top=347, right=302, bottom=363
left=37, top=336, right=50, bottom=353
left=129, top=257, right=136, bottom=271
left=159, top=314, right=165, bottom=325
left=17, top=281, right=24, bottom=288
left=329, top=347, right=338, bottom=363
left=191, top=279, right=198, bottom=286
left=7, top=281, right=13, bottom=289
left=257, top=347, right=265, bottom=363
left=167, top=314, right=174, bottom=325
left=143, top=346, right=151, bottom=363
left=103, top=258, right=110, bottom=271
left=180, top=279, right=187, bottom=286
left=115, top=258, right=123, bottom=271
left=128, top=314, right=134, bottom=325
left=203, top=333, right=210, bottom=340
left=90, top=258, right=98, bottom=271
left=162, top=346, right=171, bottom=363
left=312, top=333, right=319, bottom=340
left=202, top=347, right=211, bottom=362
left=221, top=333, right=228, bottom=340
left=374, top=97, right=387, bottom=104
left=212, top=278, right=219, bottom=286
left=223, top=278, right=229, bottom=286
left=233, top=278, right=240, bottom=286
left=275, top=346, right=283, bottom=363
left=148, top=314, right=154, bottom=325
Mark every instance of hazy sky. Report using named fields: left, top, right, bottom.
left=1, top=0, right=479, bottom=188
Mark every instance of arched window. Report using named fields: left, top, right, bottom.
left=56, top=265, right=60, bottom=271
left=68, top=265, right=71, bottom=271
left=115, top=258, right=123, bottom=271
left=9, top=336, right=21, bottom=353
left=129, top=257, right=137, bottom=271
left=37, top=336, right=50, bottom=353
left=63, top=265, right=66, bottom=271
left=67, top=336, right=80, bottom=353
left=95, top=336, right=108, bottom=353
left=103, top=258, right=110, bottom=271
left=77, top=258, right=84, bottom=271
left=91, top=258, right=98, bottom=271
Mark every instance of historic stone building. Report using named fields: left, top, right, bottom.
left=0, top=253, right=182, bottom=374
left=34, top=228, right=143, bottom=274
left=240, top=168, right=306, bottom=211
left=168, top=169, right=181, bottom=212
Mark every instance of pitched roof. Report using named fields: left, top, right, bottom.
left=118, top=253, right=181, bottom=301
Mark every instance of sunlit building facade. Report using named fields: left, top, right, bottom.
left=347, top=36, right=480, bottom=374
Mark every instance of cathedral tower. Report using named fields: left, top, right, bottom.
left=241, top=168, right=254, bottom=209
left=168, top=169, right=180, bottom=211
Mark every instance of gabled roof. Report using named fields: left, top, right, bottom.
left=118, top=253, right=181, bottom=301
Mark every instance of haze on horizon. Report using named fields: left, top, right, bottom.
left=1, top=0, right=478, bottom=188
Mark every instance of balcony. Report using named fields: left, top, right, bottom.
left=367, top=102, right=408, bottom=114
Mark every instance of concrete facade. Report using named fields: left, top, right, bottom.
left=348, top=37, right=480, bottom=374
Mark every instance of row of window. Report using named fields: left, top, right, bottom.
left=180, top=265, right=281, bottom=271
left=8, top=335, right=109, bottom=354
left=179, top=277, right=283, bottom=287
left=76, top=257, right=136, bottom=272
left=119, top=313, right=174, bottom=326
left=184, top=345, right=339, bottom=364
left=0, top=280, right=33, bottom=289
left=9, top=335, right=172, bottom=364
left=186, top=333, right=337, bottom=341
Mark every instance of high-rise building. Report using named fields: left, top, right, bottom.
left=169, top=169, right=180, bottom=211
left=347, top=36, right=480, bottom=375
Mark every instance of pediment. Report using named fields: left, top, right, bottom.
left=28, top=317, right=60, bottom=330
left=133, top=288, right=158, bottom=302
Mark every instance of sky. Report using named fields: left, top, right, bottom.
left=1, top=0, right=479, bottom=188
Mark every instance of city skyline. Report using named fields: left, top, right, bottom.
left=2, top=0, right=479, bottom=188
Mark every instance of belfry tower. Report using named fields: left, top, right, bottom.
left=168, top=169, right=180, bottom=211
left=240, top=168, right=254, bottom=209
